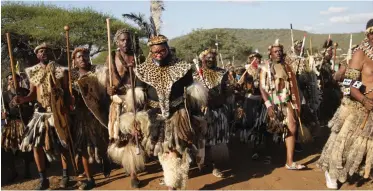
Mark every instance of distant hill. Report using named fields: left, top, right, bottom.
left=169, top=28, right=366, bottom=64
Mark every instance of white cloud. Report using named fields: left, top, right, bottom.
left=303, top=26, right=314, bottom=31
left=329, top=13, right=373, bottom=24
left=320, top=6, right=348, bottom=15
left=303, top=23, right=325, bottom=33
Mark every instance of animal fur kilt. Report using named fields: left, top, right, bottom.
left=107, top=98, right=147, bottom=175
left=1, top=120, right=24, bottom=151
left=20, top=111, right=63, bottom=162
left=237, top=95, right=267, bottom=144
left=72, top=105, right=108, bottom=164
left=205, top=105, right=230, bottom=164
left=153, top=107, right=207, bottom=190
left=316, top=97, right=373, bottom=182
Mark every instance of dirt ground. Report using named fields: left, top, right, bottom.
left=2, top=133, right=373, bottom=190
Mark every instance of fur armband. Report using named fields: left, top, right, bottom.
left=345, top=68, right=361, bottom=81
left=186, top=82, right=208, bottom=108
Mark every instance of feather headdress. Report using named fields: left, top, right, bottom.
left=122, top=0, right=166, bottom=46
left=148, top=0, right=167, bottom=46
left=268, top=38, right=284, bottom=51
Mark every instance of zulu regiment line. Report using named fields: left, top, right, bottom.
left=1, top=0, right=373, bottom=190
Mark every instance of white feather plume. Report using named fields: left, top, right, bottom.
left=150, top=0, right=165, bottom=36
left=274, top=39, right=280, bottom=46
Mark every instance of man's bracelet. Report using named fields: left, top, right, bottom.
left=265, top=100, right=272, bottom=108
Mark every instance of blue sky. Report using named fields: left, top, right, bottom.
left=21, top=1, right=373, bottom=39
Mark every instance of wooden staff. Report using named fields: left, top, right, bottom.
left=5, top=33, right=25, bottom=127
left=360, top=112, right=370, bottom=130
left=290, top=24, right=294, bottom=52
left=62, top=25, right=78, bottom=175
left=299, top=33, right=306, bottom=57
left=64, top=26, right=73, bottom=95
left=130, top=32, right=141, bottom=155
left=309, top=36, right=313, bottom=55
left=6, top=33, right=19, bottom=90
left=333, top=42, right=338, bottom=71
left=106, top=18, right=113, bottom=87
left=347, top=34, right=353, bottom=63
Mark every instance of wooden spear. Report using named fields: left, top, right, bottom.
left=6, top=33, right=19, bottom=91
left=106, top=18, right=113, bottom=87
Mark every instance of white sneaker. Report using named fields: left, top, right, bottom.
left=325, top=171, right=338, bottom=189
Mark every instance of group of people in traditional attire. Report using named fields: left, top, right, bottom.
left=1, top=2, right=372, bottom=189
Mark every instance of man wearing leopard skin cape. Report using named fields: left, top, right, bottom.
left=133, top=34, right=208, bottom=190
left=12, top=43, right=73, bottom=189
left=70, top=47, right=111, bottom=189
left=194, top=48, right=231, bottom=178
left=316, top=18, right=373, bottom=190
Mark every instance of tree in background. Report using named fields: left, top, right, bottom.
left=1, top=2, right=141, bottom=76
left=169, top=29, right=252, bottom=65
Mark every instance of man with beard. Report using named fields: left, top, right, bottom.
left=12, top=43, right=73, bottom=189
left=70, top=47, right=110, bottom=189
left=259, top=39, right=306, bottom=170
left=1, top=73, right=34, bottom=183
left=194, top=48, right=230, bottom=178
left=133, top=33, right=208, bottom=190
left=105, top=28, right=146, bottom=188
left=316, top=18, right=373, bottom=189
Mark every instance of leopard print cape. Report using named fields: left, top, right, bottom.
left=135, top=57, right=192, bottom=118
left=195, top=67, right=227, bottom=90
left=25, top=62, right=67, bottom=108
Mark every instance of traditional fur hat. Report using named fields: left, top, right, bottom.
left=34, top=42, right=50, bottom=54
left=294, top=40, right=303, bottom=47
left=147, top=35, right=168, bottom=46
left=199, top=48, right=217, bottom=60
left=249, top=51, right=262, bottom=59
left=114, top=28, right=131, bottom=45
left=72, top=47, right=89, bottom=60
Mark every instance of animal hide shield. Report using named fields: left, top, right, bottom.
left=284, top=64, right=301, bottom=116
left=49, top=75, right=68, bottom=147
left=76, top=74, right=108, bottom=128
